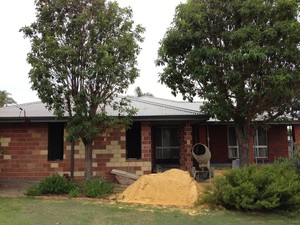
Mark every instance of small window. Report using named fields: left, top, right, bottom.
left=254, top=128, right=268, bottom=158
left=48, top=123, right=64, bottom=161
left=126, top=122, right=141, bottom=159
left=227, top=127, right=239, bottom=158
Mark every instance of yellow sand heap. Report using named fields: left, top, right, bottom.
left=118, top=169, right=199, bottom=207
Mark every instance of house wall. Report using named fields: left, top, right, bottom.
left=200, top=124, right=289, bottom=164
left=0, top=122, right=152, bottom=182
left=267, top=125, right=288, bottom=161
left=292, top=124, right=300, bottom=143
left=0, top=121, right=290, bottom=181
left=206, top=125, right=229, bottom=163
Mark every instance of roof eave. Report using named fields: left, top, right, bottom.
left=0, top=114, right=209, bottom=123
left=132, top=114, right=210, bottom=122
left=0, top=117, right=69, bottom=123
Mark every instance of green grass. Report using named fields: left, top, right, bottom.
left=0, top=197, right=299, bottom=225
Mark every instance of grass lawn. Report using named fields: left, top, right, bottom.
left=0, top=197, right=299, bottom=225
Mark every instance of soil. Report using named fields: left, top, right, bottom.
left=118, top=168, right=226, bottom=207
left=0, top=182, right=32, bottom=197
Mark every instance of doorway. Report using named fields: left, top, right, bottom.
left=154, top=127, right=180, bottom=172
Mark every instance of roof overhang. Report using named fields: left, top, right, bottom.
left=0, top=117, right=69, bottom=123
left=0, top=114, right=210, bottom=124
left=132, top=114, right=210, bottom=122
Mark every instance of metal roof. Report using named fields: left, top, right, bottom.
left=0, top=96, right=209, bottom=123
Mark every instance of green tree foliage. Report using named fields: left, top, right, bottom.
left=201, top=164, right=300, bottom=211
left=20, top=0, right=144, bottom=179
left=157, top=0, right=300, bottom=166
left=0, top=90, right=16, bottom=107
left=134, top=86, right=154, bottom=97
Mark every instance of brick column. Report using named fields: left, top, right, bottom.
left=141, top=122, right=152, bottom=173
left=179, top=122, right=193, bottom=171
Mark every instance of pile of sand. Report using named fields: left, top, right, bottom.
left=118, top=169, right=199, bottom=207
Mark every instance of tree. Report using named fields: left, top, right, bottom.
left=134, top=86, right=154, bottom=97
left=20, top=0, right=144, bottom=179
left=157, top=0, right=300, bottom=166
left=0, top=90, right=16, bottom=107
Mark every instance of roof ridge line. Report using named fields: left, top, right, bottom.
left=128, top=96, right=201, bottom=115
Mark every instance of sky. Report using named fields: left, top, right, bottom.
left=0, top=0, right=186, bottom=104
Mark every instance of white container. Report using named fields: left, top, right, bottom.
left=232, top=159, right=240, bottom=168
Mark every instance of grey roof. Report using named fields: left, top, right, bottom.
left=0, top=96, right=209, bottom=123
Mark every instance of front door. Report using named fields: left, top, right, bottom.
left=154, top=127, right=179, bottom=171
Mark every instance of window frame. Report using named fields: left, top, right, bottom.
left=227, top=126, right=268, bottom=159
left=254, top=127, right=268, bottom=158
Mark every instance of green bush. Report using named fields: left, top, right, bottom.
left=201, top=163, right=300, bottom=211
left=26, top=184, right=42, bottom=196
left=81, top=176, right=114, bottom=198
left=291, top=153, right=300, bottom=178
left=68, top=186, right=81, bottom=198
left=26, top=174, right=78, bottom=196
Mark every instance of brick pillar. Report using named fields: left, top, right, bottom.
left=179, top=122, right=193, bottom=171
left=141, top=122, right=152, bottom=173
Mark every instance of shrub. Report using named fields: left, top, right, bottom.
left=290, top=153, right=300, bottom=178
left=201, top=163, right=300, bottom=211
left=26, top=184, right=42, bottom=196
left=68, top=186, right=81, bottom=198
left=26, top=174, right=78, bottom=196
left=81, top=176, right=114, bottom=198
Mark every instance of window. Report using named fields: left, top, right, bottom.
left=227, top=127, right=239, bottom=158
left=155, top=127, right=179, bottom=160
left=126, top=122, right=141, bottom=159
left=254, top=127, right=268, bottom=158
left=48, top=123, right=64, bottom=161
left=227, top=126, right=268, bottom=159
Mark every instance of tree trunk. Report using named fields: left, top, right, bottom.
left=235, top=123, right=253, bottom=167
left=84, top=141, right=93, bottom=180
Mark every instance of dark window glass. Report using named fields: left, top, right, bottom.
left=126, top=122, right=141, bottom=159
left=48, top=123, right=64, bottom=161
left=257, top=128, right=267, bottom=145
left=155, top=127, right=179, bottom=160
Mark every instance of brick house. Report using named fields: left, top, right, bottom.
left=0, top=96, right=298, bottom=182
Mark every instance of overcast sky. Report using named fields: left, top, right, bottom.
left=0, top=0, right=185, bottom=104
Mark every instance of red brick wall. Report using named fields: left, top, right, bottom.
left=207, top=125, right=229, bottom=163
left=0, top=123, right=70, bottom=181
left=292, top=124, right=300, bottom=143
left=204, top=124, right=289, bottom=163
left=267, top=125, right=288, bottom=161
left=198, top=125, right=208, bottom=146
left=0, top=121, right=152, bottom=182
